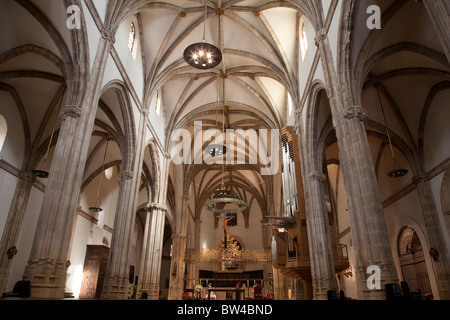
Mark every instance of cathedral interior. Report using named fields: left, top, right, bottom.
left=0, top=0, right=449, bottom=301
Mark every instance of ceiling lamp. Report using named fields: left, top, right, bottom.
left=89, top=139, right=109, bottom=212
left=33, top=90, right=64, bottom=178
left=183, top=0, right=222, bottom=69
left=204, top=143, right=226, bottom=157
left=375, top=85, right=408, bottom=178
left=204, top=183, right=248, bottom=214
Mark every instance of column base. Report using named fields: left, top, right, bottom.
left=23, top=258, right=67, bottom=299
left=101, top=275, right=130, bottom=300
left=138, top=283, right=159, bottom=300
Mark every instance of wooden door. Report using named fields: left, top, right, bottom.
left=79, top=245, right=109, bottom=299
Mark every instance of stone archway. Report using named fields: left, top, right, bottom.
left=397, top=226, right=432, bottom=295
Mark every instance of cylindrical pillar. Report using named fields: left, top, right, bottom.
left=137, top=204, right=166, bottom=300
left=0, top=171, right=35, bottom=293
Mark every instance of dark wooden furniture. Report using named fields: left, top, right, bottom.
left=79, top=245, right=109, bottom=299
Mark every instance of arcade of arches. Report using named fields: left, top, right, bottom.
left=0, top=0, right=449, bottom=301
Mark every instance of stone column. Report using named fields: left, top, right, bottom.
left=0, top=171, right=35, bottom=293
left=335, top=106, right=398, bottom=299
left=272, top=267, right=288, bottom=300
left=101, top=170, right=139, bottom=299
left=315, top=27, right=397, bottom=299
left=22, top=28, right=116, bottom=299
left=423, top=0, right=450, bottom=63
left=168, top=233, right=187, bottom=300
left=413, top=173, right=450, bottom=300
left=137, top=204, right=166, bottom=300
left=304, top=171, right=338, bottom=300
left=192, top=218, right=201, bottom=284
left=295, top=108, right=338, bottom=300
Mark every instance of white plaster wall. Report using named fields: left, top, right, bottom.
left=0, top=171, right=16, bottom=240
left=299, top=17, right=317, bottom=100
left=0, top=91, right=25, bottom=167
left=81, top=0, right=101, bottom=71
left=328, top=0, right=342, bottom=71
left=423, top=90, right=450, bottom=172
left=6, top=186, right=43, bottom=291
left=115, top=16, right=144, bottom=99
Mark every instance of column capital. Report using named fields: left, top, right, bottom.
left=19, top=170, right=36, bottom=183
left=294, top=109, right=302, bottom=135
left=101, top=27, right=116, bottom=45
left=60, top=105, right=81, bottom=121
left=172, top=233, right=187, bottom=240
left=118, top=170, right=134, bottom=181
left=148, top=202, right=167, bottom=212
left=343, top=105, right=368, bottom=124
left=308, top=171, right=327, bottom=182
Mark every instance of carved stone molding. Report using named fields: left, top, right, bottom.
left=343, top=105, right=368, bottom=124
left=294, top=109, right=302, bottom=134
left=148, top=202, right=167, bottom=212
left=314, top=28, right=328, bottom=47
left=172, top=233, right=187, bottom=240
left=18, top=170, right=35, bottom=183
left=308, top=171, right=327, bottom=182
left=101, top=28, right=116, bottom=45
left=60, top=105, right=81, bottom=121
left=118, top=170, right=134, bottom=181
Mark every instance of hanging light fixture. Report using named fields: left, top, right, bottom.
left=375, top=85, right=408, bottom=178
left=203, top=75, right=246, bottom=214
left=183, top=0, right=222, bottom=69
left=204, top=144, right=226, bottom=157
left=204, top=182, right=248, bottom=214
left=32, top=90, right=65, bottom=178
left=204, top=73, right=227, bottom=158
left=89, top=138, right=109, bottom=212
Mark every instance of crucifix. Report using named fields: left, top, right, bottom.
left=217, top=214, right=233, bottom=247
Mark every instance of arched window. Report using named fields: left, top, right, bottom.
left=104, top=166, right=113, bottom=180
left=0, top=114, right=7, bottom=155
left=288, top=93, right=293, bottom=116
left=300, top=21, right=308, bottom=61
left=154, top=90, right=161, bottom=116
left=128, top=23, right=136, bottom=53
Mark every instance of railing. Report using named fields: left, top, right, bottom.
left=286, top=244, right=349, bottom=263
left=334, top=244, right=349, bottom=262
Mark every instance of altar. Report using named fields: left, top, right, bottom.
left=206, top=287, right=245, bottom=300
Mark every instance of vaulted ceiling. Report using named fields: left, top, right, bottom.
left=1, top=0, right=449, bottom=221
left=134, top=0, right=303, bottom=218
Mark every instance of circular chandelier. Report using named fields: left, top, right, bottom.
left=184, top=42, right=222, bottom=70
left=204, top=143, right=226, bottom=157
left=183, top=0, right=222, bottom=70
left=388, top=167, right=408, bottom=178
left=204, top=185, right=248, bottom=214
